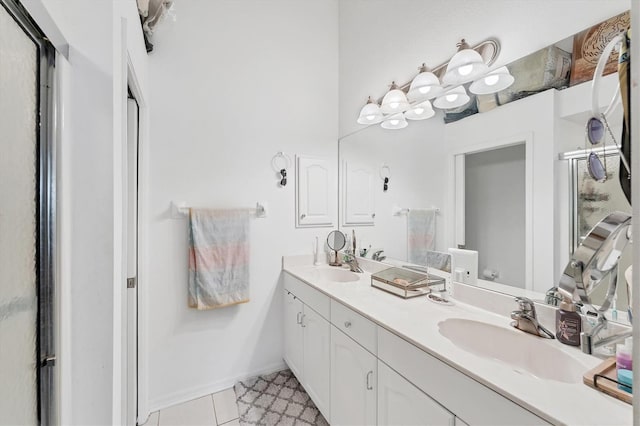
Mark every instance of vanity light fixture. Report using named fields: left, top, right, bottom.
left=380, top=82, right=410, bottom=114
left=357, top=96, right=384, bottom=124
left=433, top=85, right=470, bottom=109
left=442, top=39, right=489, bottom=85
left=357, top=38, right=514, bottom=130
left=407, top=64, right=443, bottom=101
left=469, top=66, right=515, bottom=95
left=380, top=113, right=408, bottom=130
left=404, top=100, right=435, bottom=120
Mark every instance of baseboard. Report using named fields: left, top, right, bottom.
left=147, top=361, right=288, bottom=413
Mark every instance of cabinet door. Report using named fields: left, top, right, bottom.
left=330, top=326, right=376, bottom=426
left=302, top=307, right=331, bottom=420
left=296, top=155, right=335, bottom=227
left=342, top=161, right=375, bottom=225
left=378, top=361, right=454, bottom=426
left=283, top=290, right=303, bottom=378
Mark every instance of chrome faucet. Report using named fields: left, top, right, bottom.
left=511, top=297, right=555, bottom=339
left=343, top=253, right=363, bottom=273
left=372, top=250, right=386, bottom=262
left=580, top=314, right=633, bottom=355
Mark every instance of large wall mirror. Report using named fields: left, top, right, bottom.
left=337, top=2, right=631, bottom=325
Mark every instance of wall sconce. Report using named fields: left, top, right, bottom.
left=357, top=38, right=514, bottom=130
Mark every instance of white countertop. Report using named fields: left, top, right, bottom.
left=282, top=257, right=633, bottom=426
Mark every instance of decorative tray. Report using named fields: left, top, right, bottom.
left=371, top=267, right=445, bottom=299
left=583, top=357, right=632, bottom=404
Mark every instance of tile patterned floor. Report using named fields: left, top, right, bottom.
left=141, top=388, right=240, bottom=426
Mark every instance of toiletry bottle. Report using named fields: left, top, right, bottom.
left=616, top=337, right=633, bottom=392
left=556, top=298, right=582, bottom=346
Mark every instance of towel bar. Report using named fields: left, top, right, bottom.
left=171, top=201, right=268, bottom=219
left=392, top=205, right=440, bottom=216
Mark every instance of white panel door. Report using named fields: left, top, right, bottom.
left=343, top=161, right=375, bottom=225
left=302, top=307, right=331, bottom=420
left=378, top=361, right=454, bottom=426
left=296, top=156, right=334, bottom=227
left=283, top=290, right=304, bottom=378
left=330, top=326, right=376, bottom=426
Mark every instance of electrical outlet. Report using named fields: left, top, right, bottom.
left=449, top=248, right=478, bottom=285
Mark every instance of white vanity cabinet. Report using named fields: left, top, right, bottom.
left=330, top=325, right=377, bottom=426
left=283, top=274, right=331, bottom=420
left=283, top=290, right=304, bottom=378
left=377, top=361, right=454, bottom=426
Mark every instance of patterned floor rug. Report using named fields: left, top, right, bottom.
left=234, top=369, right=329, bottom=425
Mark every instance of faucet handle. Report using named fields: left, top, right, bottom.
left=515, top=297, right=535, bottom=313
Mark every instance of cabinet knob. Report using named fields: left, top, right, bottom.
left=296, top=312, right=303, bottom=325
left=372, top=213, right=376, bottom=218
left=301, top=314, right=306, bottom=327
left=344, top=321, right=352, bottom=328
left=300, top=213, right=306, bottom=219
left=366, top=370, right=373, bottom=390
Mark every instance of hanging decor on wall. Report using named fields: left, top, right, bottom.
left=357, top=38, right=515, bottom=130
left=271, top=152, right=291, bottom=187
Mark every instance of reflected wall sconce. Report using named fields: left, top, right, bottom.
left=357, top=38, right=514, bottom=130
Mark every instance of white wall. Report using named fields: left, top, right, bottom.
left=146, top=0, right=338, bottom=411
left=23, top=0, right=149, bottom=423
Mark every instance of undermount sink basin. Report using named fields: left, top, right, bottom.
left=438, top=318, right=587, bottom=383
left=313, top=267, right=360, bottom=283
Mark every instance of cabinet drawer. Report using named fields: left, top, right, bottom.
left=377, top=327, right=548, bottom=426
left=284, top=272, right=330, bottom=319
left=331, top=300, right=377, bottom=354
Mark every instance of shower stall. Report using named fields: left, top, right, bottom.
left=0, top=0, right=56, bottom=424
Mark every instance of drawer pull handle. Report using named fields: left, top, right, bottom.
left=344, top=321, right=352, bottom=328
left=301, top=314, right=307, bottom=327
left=366, top=370, right=373, bottom=390
left=296, top=312, right=302, bottom=325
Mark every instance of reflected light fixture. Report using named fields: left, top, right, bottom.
left=408, top=64, right=443, bottom=101
left=443, top=39, right=488, bottom=85
left=357, top=96, right=384, bottom=124
left=469, top=66, right=515, bottom=95
left=404, top=100, right=435, bottom=120
left=433, top=86, right=470, bottom=109
left=381, top=113, right=408, bottom=130
left=356, top=38, right=513, bottom=130
left=380, top=81, right=410, bottom=114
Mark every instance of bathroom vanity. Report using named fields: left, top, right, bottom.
left=281, top=256, right=632, bottom=425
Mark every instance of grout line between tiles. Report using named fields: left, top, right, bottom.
left=219, top=419, right=239, bottom=426
left=211, top=394, right=219, bottom=426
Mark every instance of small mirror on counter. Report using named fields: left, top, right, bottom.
left=327, top=230, right=346, bottom=266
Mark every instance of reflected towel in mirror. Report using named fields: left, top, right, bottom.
left=188, top=208, right=251, bottom=310
left=407, top=209, right=436, bottom=265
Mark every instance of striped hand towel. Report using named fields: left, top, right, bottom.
left=188, top=208, right=251, bottom=310
left=407, top=209, right=436, bottom=266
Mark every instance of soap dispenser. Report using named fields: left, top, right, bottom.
left=556, top=297, right=582, bottom=346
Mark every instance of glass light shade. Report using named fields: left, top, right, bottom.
left=357, top=99, right=384, bottom=124
left=380, top=113, right=408, bottom=129
left=404, top=100, right=435, bottom=120
left=469, top=66, right=515, bottom=95
left=407, top=71, right=443, bottom=101
left=380, top=82, right=410, bottom=114
left=443, top=46, right=488, bottom=85
left=433, top=86, right=470, bottom=109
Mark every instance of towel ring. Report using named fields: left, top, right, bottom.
left=380, top=164, right=391, bottom=192
left=271, top=152, right=291, bottom=187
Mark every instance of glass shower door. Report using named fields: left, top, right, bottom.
left=0, top=3, right=40, bottom=424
